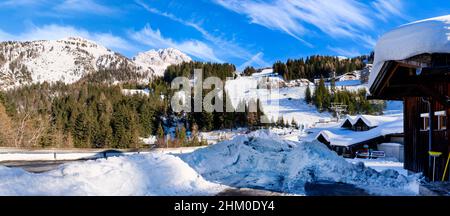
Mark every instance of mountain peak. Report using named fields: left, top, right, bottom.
left=133, top=48, right=192, bottom=77
left=0, top=38, right=193, bottom=89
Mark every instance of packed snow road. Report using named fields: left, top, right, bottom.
left=0, top=130, right=419, bottom=196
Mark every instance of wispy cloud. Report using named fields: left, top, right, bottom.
left=215, top=0, right=313, bottom=47
left=129, top=24, right=222, bottom=62
left=238, top=52, right=268, bottom=71
left=0, top=24, right=135, bottom=53
left=214, top=0, right=406, bottom=48
left=327, top=46, right=362, bottom=58
left=371, top=0, right=406, bottom=22
left=54, top=0, right=117, bottom=15
left=135, top=0, right=266, bottom=65
left=0, top=0, right=47, bottom=7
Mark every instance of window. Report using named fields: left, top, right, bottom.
left=436, top=111, right=447, bottom=130
left=421, top=113, right=430, bottom=131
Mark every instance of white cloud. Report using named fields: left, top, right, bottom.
left=327, top=46, right=362, bottom=58
left=238, top=52, right=268, bottom=71
left=54, top=0, right=116, bottom=15
left=214, top=0, right=406, bottom=48
left=135, top=0, right=265, bottom=65
left=215, top=0, right=313, bottom=47
left=0, top=24, right=135, bottom=53
left=371, top=0, right=406, bottom=22
left=130, top=24, right=222, bottom=62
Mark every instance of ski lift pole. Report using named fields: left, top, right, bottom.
left=442, top=153, right=450, bottom=182
left=429, top=151, right=442, bottom=182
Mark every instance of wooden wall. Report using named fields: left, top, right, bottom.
left=403, top=81, right=449, bottom=180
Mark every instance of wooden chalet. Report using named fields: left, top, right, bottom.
left=340, top=118, right=353, bottom=129
left=351, top=118, right=376, bottom=131
left=370, top=53, right=450, bottom=181
left=368, top=15, right=450, bottom=181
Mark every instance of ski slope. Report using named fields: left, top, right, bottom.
left=225, top=76, right=333, bottom=128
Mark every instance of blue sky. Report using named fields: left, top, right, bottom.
left=0, top=0, right=449, bottom=70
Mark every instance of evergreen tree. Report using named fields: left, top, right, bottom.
left=201, top=111, right=213, bottom=131
left=156, top=123, right=165, bottom=148
left=243, top=66, right=257, bottom=76
left=0, top=103, right=15, bottom=147
left=291, top=118, right=297, bottom=129
left=305, top=85, right=312, bottom=104
left=178, top=125, right=187, bottom=147
left=73, top=112, right=91, bottom=148
left=330, top=76, right=336, bottom=94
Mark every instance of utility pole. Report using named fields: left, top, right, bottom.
left=330, top=102, right=348, bottom=122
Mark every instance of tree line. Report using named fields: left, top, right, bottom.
left=271, top=55, right=368, bottom=81
left=0, top=58, right=380, bottom=149
left=305, top=77, right=385, bottom=115
left=0, top=61, right=272, bottom=149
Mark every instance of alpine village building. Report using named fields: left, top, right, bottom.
left=369, top=15, right=450, bottom=181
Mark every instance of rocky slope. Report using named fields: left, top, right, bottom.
left=0, top=37, right=191, bottom=89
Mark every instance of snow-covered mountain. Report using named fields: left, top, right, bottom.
left=133, top=48, right=192, bottom=77
left=0, top=37, right=191, bottom=89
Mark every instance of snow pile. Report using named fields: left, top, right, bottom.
left=0, top=153, right=226, bottom=196
left=369, top=15, right=450, bottom=88
left=181, top=130, right=419, bottom=195
left=347, top=158, right=407, bottom=175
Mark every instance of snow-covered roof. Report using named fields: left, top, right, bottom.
left=340, top=116, right=356, bottom=127
left=358, top=115, right=397, bottom=128
left=340, top=115, right=397, bottom=128
left=369, top=15, right=450, bottom=89
left=311, top=114, right=403, bottom=147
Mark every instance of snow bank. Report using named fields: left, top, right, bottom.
left=369, top=15, right=450, bottom=88
left=0, top=154, right=226, bottom=196
left=346, top=158, right=407, bottom=176
left=181, top=130, right=419, bottom=195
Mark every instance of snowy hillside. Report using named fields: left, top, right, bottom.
left=133, top=48, right=192, bottom=77
left=225, top=76, right=332, bottom=128
left=0, top=37, right=191, bottom=89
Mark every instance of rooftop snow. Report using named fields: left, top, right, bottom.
left=309, top=114, right=403, bottom=147
left=369, top=15, right=450, bottom=89
left=340, top=115, right=397, bottom=128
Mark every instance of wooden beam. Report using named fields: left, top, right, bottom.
left=370, top=61, right=395, bottom=95
left=417, top=85, right=450, bottom=108
left=395, top=61, right=423, bottom=69
left=387, top=84, right=450, bottom=107
left=379, top=63, right=399, bottom=93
